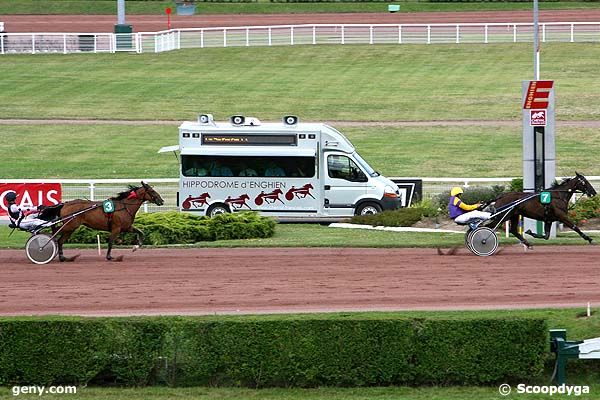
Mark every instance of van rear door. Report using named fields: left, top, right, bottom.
left=322, top=153, right=368, bottom=216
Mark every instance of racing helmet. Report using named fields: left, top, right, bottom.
left=450, top=187, right=464, bottom=197
left=5, top=191, right=17, bottom=202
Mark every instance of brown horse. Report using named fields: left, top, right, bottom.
left=41, top=182, right=164, bottom=261
left=491, top=172, right=597, bottom=248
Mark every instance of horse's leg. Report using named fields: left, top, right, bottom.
left=509, top=215, right=533, bottom=249
left=542, top=220, right=553, bottom=240
left=131, top=226, right=144, bottom=252
left=56, top=228, right=79, bottom=262
left=525, top=225, right=547, bottom=240
left=106, top=225, right=125, bottom=261
left=555, top=211, right=594, bottom=244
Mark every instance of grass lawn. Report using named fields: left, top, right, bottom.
left=1, top=44, right=599, bottom=122
left=2, top=385, right=600, bottom=399
left=1, top=123, right=599, bottom=179
left=0, top=1, right=598, bottom=15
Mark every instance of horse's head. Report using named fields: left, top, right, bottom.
left=140, top=181, right=165, bottom=206
left=574, top=172, right=597, bottom=197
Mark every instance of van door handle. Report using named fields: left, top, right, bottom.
left=324, top=185, right=331, bottom=190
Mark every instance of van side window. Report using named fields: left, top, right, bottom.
left=327, top=155, right=367, bottom=182
left=181, top=155, right=315, bottom=178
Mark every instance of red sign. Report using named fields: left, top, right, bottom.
left=0, top=183, right=62, bottom=217
left=165, top=7, right=172, bottom=14
left=523, top=80, right=554, bottom=110
left=530, top=109, right=547, bottom=126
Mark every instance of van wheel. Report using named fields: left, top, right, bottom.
left=207, top=203, right=229, bottom=218
left=355, top=202, right=382, bottom=216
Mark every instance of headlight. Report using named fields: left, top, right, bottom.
left=384, top=185, right=398, bottom=198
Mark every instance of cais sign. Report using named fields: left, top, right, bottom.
left=0, top=183, right=62, bottom=216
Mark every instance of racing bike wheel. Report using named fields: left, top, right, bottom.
left=25, top=234, right=58, bottom=265
left=467, top=227, right=499, bottom=257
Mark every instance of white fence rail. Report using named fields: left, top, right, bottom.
left=3, top=177, right=598, bottom=215
left=1, top=22, right=599, bottom=54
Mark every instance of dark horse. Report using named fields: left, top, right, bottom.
left=41, top=182, right=164, bottom=261
left=491, top=172, right=597, bottom=249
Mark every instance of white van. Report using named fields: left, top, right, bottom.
left=159, top=114, right=400, bottom=219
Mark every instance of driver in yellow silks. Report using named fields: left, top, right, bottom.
left=448, top=187, right=491, bottom=224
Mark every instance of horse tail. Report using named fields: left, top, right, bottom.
left=38, top=203, right=64, bottom=221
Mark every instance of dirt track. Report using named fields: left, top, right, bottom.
left=1, top=246, right=599, bottom=316
left=3, top=9, right=600, bottom=33
left=2, top=9, right=599, bottom=317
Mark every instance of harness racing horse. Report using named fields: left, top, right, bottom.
left=41, top=182, right=164, bottom=261
left=491, top=172, right=597, bottom=249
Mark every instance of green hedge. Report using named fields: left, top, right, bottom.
left=66, top=211, right=276, bottom=245
left=0, top=316, right=546, bottom=387
left=350, top=207, right=424, bottom=227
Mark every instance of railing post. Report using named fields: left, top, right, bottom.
left=341, top=25, right=345, bottom=45
left=90, top=183, right=95, bottom=201
left=456, top=24, right=460, bottom=44
left=369, top=25, right=373, bottom=45
left=484, top=24, right=488, bottom=44
left=32, top=34, right=35, bottom=54
left=312, top=26, right=316, bottom=45
left=0, top=34, right=4, bottom=54
left=177, top=30, right=181, bottom=50
left=223, top=28, right=227, bottom=47
left=571, top=23, right=574, bottom=42
left=542, top=23, right=546, bottom=43
left=268, top=27, right=272, bottom=46
left=246, top=28, right=249, bottom=46
left=427, top=25, right=431, bottom=44
left=514, top=24, right=517, bottom=42
left=63, top=34, right=67, bottom=54
left=398, top=25, right=402, bottom=44
left=291, top=26, right=294, bottom=45
left=200, top=29, right=204, bottom=48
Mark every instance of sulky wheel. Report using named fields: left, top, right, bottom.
left=25, top=233, right=58, bottom=265
left=465, top=229, right=475, bottom=253
left=467, top=227, right=499, bottom=257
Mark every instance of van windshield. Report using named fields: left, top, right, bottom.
left=353, top=153, right=379, bottom=177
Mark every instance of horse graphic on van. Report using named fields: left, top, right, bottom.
left=285, top=184, right=315, bottom=201
left=255, top=189, right=284, bottom=205
left=225, top=194, right=252, bottom=210
left=182, top=193, right=211, bottom=209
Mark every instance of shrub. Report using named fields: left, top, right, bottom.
left=350, top=207, right=423, bottom=227
left=0, top=316, right=547, bottom=387
left=66, top=211, right=275, bottom=245
left=568, top=195, right=600, bottom=224
left=207, top=211, right=277, bottom=241
left=509, top=178, right=524, bottom=192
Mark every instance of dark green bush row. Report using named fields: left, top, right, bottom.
left=269, top=0, right=386, bottom=3
left=66, top=211, right=276, bottom=245
left=350, top=207, right=424, bottom=227
left=0, top=316, right=546, bottom=387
